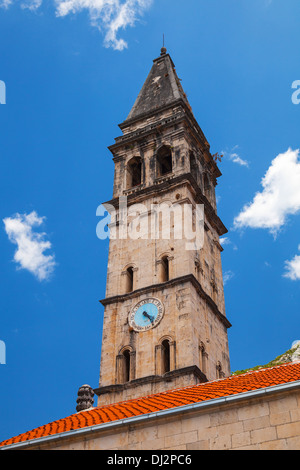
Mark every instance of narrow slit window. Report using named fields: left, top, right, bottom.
left=161, top=340, right=170, bottom=374
left=123, top=350, right=131, bottom=383
left=161, top=257, right=169, bottom=282
left=125, top=267, right=134, bottom=293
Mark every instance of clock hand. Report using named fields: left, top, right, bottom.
left=142, top=311, right=154, bottom=323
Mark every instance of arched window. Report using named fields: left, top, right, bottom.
left=161, top=340, right=171, bottom=374
left=117, top=347, right=135, bottom=384
left=125, top=267, right=134, bottom=293
left=123, top=349, right=131, bottom=383
left=155, top=337, right=176, bottom=376
left=161, top=256, right=169, bottom=282
left=157, top=146, right=173, bottom=177
left=127, top=157, right=142, bottom=189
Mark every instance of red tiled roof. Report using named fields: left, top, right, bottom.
left=1, top=361, right=300, bottom=448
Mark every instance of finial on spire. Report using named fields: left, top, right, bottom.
left=161, top=33, right=167, bottom=55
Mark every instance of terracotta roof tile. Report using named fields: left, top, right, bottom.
left=1, top=361, right=300, bottom=448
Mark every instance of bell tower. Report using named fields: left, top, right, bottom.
left=95, top=48, right=231, bottom=406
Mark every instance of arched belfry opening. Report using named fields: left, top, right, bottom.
left=157, top=146, right=173, bottom=177
left=127, top=157, right=142, bottom=189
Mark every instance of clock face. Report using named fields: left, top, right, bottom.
left=129, top=298, right=164, bottom=332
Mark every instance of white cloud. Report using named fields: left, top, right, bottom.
left=21, top=0, right=42, bottom=10
left=223, top=145, right=249, bottom=168
left=229, top=152, right=249, bottom=167
left=284, top=245, right=300, bottom=281
left=1, top=0, right=153, bottom=50
left=219, top=237, right=231, bottom=246
left=0, top=0, right=13, bottom=7
left=219, top=236, right=238, bottom=251
left=3, top=211, right=56, bottom=281
left=234, top=148, right=300, bottom=236
left=223, top=270, right=234, bottom=285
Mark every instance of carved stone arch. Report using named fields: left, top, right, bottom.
left=159, top=335, right=174, bottom=345
left=159, top=138, right=172, bottom=147
left=122, top=262, right=138, bottom=272
left=158, top=251, right=172, bottom=261
left=156, top=196, right=173, bottom=205
left=156, top=140, right=172, bottom=155
left=119, top=345, right=134, bottom=355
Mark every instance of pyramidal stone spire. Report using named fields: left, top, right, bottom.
left=124, top=47, right=193, bottom=124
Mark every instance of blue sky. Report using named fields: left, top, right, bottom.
left=0, top=0, right=300, bottom=442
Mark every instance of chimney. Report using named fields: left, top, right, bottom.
left=76, top=385, right=94, bottom=412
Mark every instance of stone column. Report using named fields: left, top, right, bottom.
left=170, top=341, right=176, bottom=371
left=155, top=344, right=163, bottom=376
left=129, top=351, right=136, bottom=381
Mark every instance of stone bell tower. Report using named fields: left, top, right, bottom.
left=95, top=48, right=231, bottom=406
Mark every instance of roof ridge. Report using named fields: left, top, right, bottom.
left=231, top=360, right=298, bottom=377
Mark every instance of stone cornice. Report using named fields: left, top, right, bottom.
left=100, top=274, right=232, bottom=330
left=94, top=366, right=208, bottom=397
left=103, top=173, right=228, bottom=236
